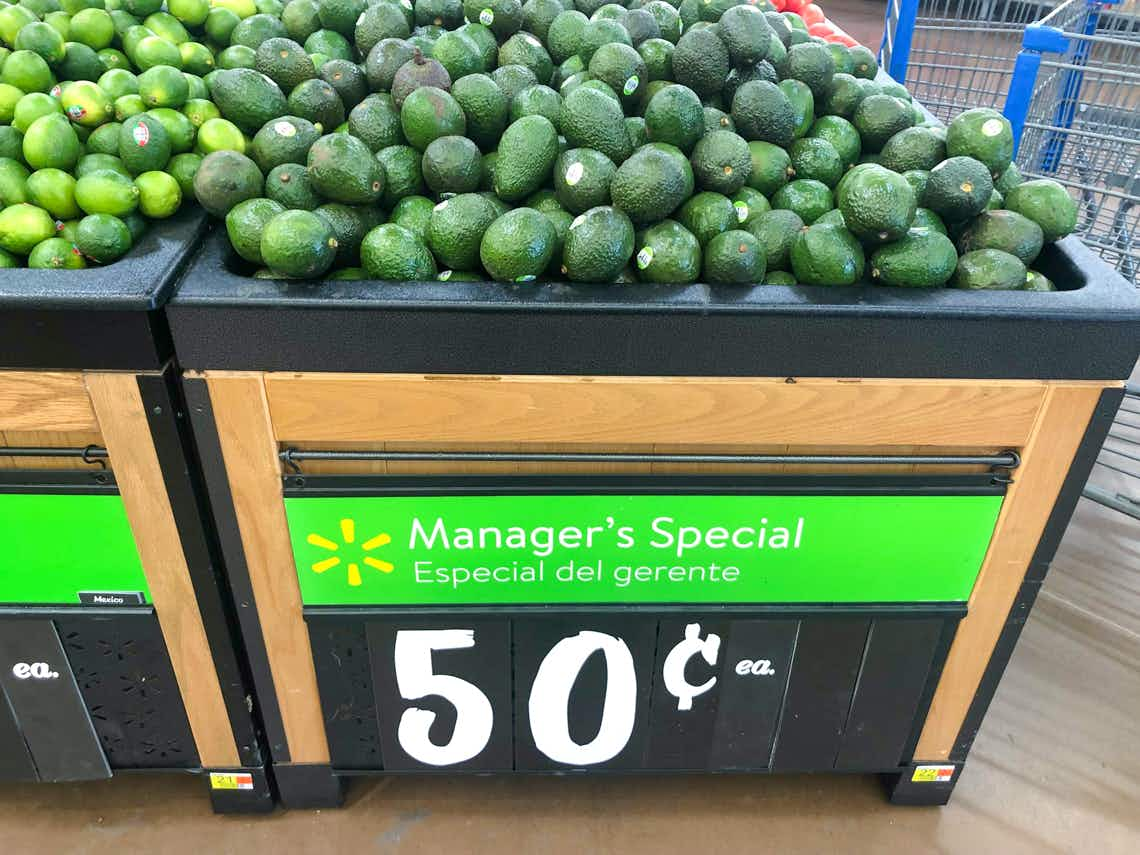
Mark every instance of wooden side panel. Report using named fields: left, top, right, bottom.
left=84, top=372, right=240, bottom=768
left=0, top=372, right=99, bottom=433
left=207, top=373, right=330, bottom=764
left=264, top=374, right=1048, bottom=448
left=914, top=384, right=1104, bottom=760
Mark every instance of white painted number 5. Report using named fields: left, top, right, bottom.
left=393, top=629, right=493, bottom=766
left=529, top=630, right=637, bottom=765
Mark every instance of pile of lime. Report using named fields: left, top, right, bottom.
left=0, top=0, right=1078, bottom=287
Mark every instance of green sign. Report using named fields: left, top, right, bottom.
left=285, top=493, right=1002, bottom=606
left=0, top=494, right=149, bottom=605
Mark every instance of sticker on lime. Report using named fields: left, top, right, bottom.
left=438, top=270, right=452, bottom=281
left=434, top=200, right=448, bottom=211
left=479, top=8, right=494, bottom=24
left=733, top=200, right=748, bottom=222
left=132, top=123, right=150, bottom=146
left=565, top=162, right=583, bottom=186
left=982, top=118, right=1004, bottom=137
left=515, top=274, right=536, bottom=282
left=636, top=246, right=653, bottom=269
left=623, top=75, right=639, bottom=96
left=50, top=85, right=62, bottom=98
left=570, top=214, right=586, bottom=229
left=66, top=105, right=86, bottom=120
left=274, top=121, right=296, bottom=138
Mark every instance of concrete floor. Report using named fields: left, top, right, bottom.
left=4, top=4, right=1139, bottom=852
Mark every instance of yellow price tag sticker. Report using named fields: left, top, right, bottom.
left=209, top=772, right=254, bottom=791
left=912, top=765, right=955, bottom=783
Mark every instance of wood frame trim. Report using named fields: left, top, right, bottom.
left=913, top=383, right=1105, bottom=760
left=206, top=373, right=330, bottom=763
left=262, top=374, right=1052, bottom=448
left=85, top=372, right=240, bottom=768
left=0, top=371, right=99, bottom=433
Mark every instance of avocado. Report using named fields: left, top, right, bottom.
left=255, top=37, right=316, bottom=91
left=376, top=143, right=426, bottom=208
left=422, top=134, right=483, bottom=195
left=746, top=207, right=802, bottom=271
left=266, top=162, right=322, bottom=210
left=946, top=107, right=1013, bottom=177
left=790, top=221, right=865, bottom=285
left=347, top=93, right=404, bottom=151
left=644, top=84, right=704, bottom=153
left=677, top=190, right=735, bottom=246
left=561, top=204, right=634, bottom=281
left=731, top=79, right=794, bottom=146
left=634, top=218, right=701, bottom=283
left=690, top=129, right=751, bottom=195
left=716, top=5, right=770, bottom=68
left=703, top=228, right=762, bottom=284
left=400, top=85, right=466, bottom=150
left=1002, top=178, right=1078, bottom=242
left=789, top=137, right=842, bottom=188
left=588, top=41, right=647, bottom=109
left=554, top=146, right=616, bottom=213
left=208, top=67, right=289, bottom=133
left=226, top=197, right=287, bottom=265
left=922, top=155, right=993, bottom=223
left=878, top=126, right=946, bottom=173
left=451, top=72, right=510, bottom=151
left=952, top=248, right=1026, bottom=290
left=772, top=178, right=834, bottom=225
left=871, top=228, right=959, bottom=287
left=493, top=114, right=559, bottom=200
left=958, top=209, right=1045, bottom=265
left=559, top=84, right=631, bottom=164
left=307, top=133, right=384, bottom=204
left=610, top=141, right=691, bottom=224
left=852, top=93, right=913, bottom=152
left=480, top=206, right=556, bottom=281
left=785, top=41, right=834, bottom=98
left=672, top=26, right=729, bottom=98
left=427, top=191, right=498, bottom=269
left=362, top=221, right=437, bottom=279
left=837, top=163, right=917, bottom=242
left=249, top=115, right=320, bottom=172
left=259, top=208, right=337, bottom=278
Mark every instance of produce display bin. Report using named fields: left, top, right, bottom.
left=0, top=209, right=273, bottom=813
left=167, top=230, right=1139, bottom=809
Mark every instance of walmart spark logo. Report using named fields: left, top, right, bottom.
left=306, top=519, right=393, bottom=587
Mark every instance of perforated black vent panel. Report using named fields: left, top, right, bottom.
left=56, top=614, right=199, bottom=770
left=307, top=619, right=382, bottom=770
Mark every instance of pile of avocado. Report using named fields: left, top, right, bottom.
left=0, top=0, right=1078, bottom=288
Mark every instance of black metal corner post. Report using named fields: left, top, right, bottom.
left=181, top=377, right=347, bottom=810
left=886, top=387, right=1126, bottom=807
left=137, top=366, right=274, bottom=814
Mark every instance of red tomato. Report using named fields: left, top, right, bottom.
left=801, top=3, right=826, bottom=25
left=770, top=0, right=787, bottom=10
left=808, top=22, right=834, bottom=37
left=784, top=0, right=809, bottom=14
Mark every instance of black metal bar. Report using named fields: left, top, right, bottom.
left=279, top=448, right=1021, bottom=469
left=0, top=446, right=108, bottom=463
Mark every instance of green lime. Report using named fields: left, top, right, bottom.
left=74, top=212, right=132, bottom=263
left=69, top=9, right=116, bottom=50
left=60, top=79, right=114, bottom=127
left=23, top=112, right=80, bottom=170
left=75, top=152, right=129, bottom=177
left=0, top=126, right=24, bottom=160
left=28, top=236, right=86, bottom=268
left=86, top=122, right=123, bottom=155
left=98, top=48, right=131, bottom=71
left=114, top=92, right=146, bottom=120
left=0, top=157, right=32, bottom=205
left=180, top=97, right=219, bottom=128
left=13, top=91, right=62, bottom=133
left=0, top=6, right=38, bottom=48
left=75, top=168, right=140, bottom=216
left=97, top=68, right=138, bottom=100
left=0, top=83, right=23, bottom=123
left=144, top=12, right=191, bottom=45
left=169, top=0, right=210, bottom=28
left=195, top=116, right=245, bottom=153
left=166, top=150, right=202, bottom=196
left=43, top=12, right=72, bottom=43
left=132, top=35, right=183, bottom=71
left=146, top=107, right=195, bottom=152
left=204, top=7, right=241, bottom=45
left=212, top=0, right=258, bottom=18
left=134, top=169, right=181, bottom=217
left=15, top=23, right=67, bottom=67
left=0, top=247, right=22, bottom=267
left=0, top=202, right=56, bottom=254
left=137, top=63, right=189, bottom=107
left=179, top=41, right=214, bottom=76
left=2, top=50, right=56, bottom=93
left=26, top=167, right=80, bottom=218
left=217, top=44, right=256, bottom=69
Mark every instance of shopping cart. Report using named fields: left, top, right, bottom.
left=881, top=0, right=1140, bottom=515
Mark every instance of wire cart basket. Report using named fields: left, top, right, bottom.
left=881, top=0, right=1140, bottom=515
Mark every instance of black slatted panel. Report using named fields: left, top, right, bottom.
left=769, top=618, right=870, bottom=772
left=306, top=619, right=382, bottom=770
left=0, top=670, right=38, bottom=781
left=835, top=619, right=945, bottom=771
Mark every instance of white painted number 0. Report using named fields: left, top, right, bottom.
left=528, top=631, right=637, bottom=765
left=393, top=629, right=493, bottom=766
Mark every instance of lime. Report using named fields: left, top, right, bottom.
left=2, top=50, right=56, bottom=93
left=44, top=12, right=73, bottom=43
left=204, top=8, right=241, bottom=45
left=178, top=41, right=214, bottom=76
left=195, top=116, right=245, bottom=153
left=166, top=150, right=201, bottom=196
left=213, top=0, right=258, bottom=18
left=75, top=168, right=140, bottom=216
left=0, top=247, right=20, bottom=267
left=0, top=202, right=56, bottom=254
left=146, top=106, right=195, bottom=152
left=168, top=0, right=210, bottom=28
left=0, top=7, right=38, bottom=47
left=132, top=35, right=182, bottom=71
left=183, top=73, right=208, bottom=100
left=0, top=83, right=23, bottom=123
left=0, top=157, right=31, bottom=205
left=69, top=9, right=115, bottom=50
left=180, top=97, right=219, bottom=127
left=123, top=0, right=164, bottom=15
left=217, top=44, right=255, bottom=69
left=0, top=126, right=23, bottom=160
left=114, top=93, right=146, bottom=120
left=98, top=48, right=131, bottom=71
left=144, top=12, right=191, bottom=44
left=15, top=23, right=67, bottom=67
left=23, top=112, right=80, bottom=170
left=134, top=169, right=181, bottom=217
left=60, top=79, right=114, bottom=126
left=137, top=63, right=188, bottom=107
left=26, top=167, right=80, bottom=218
left=29, top=236, right=86, bottom=268
left=58, top=43, right=105, bottom=82
left=75, top=152, right=129, bottom=177
left=97, top=68, right=138, bottom=100
left=13, top=91, right=62, bottom=132
left=125, top=31, right=157, bottom=59
left=86, top=122, right=123, bottom=155
left=75, top=212, right=132, bottom=263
